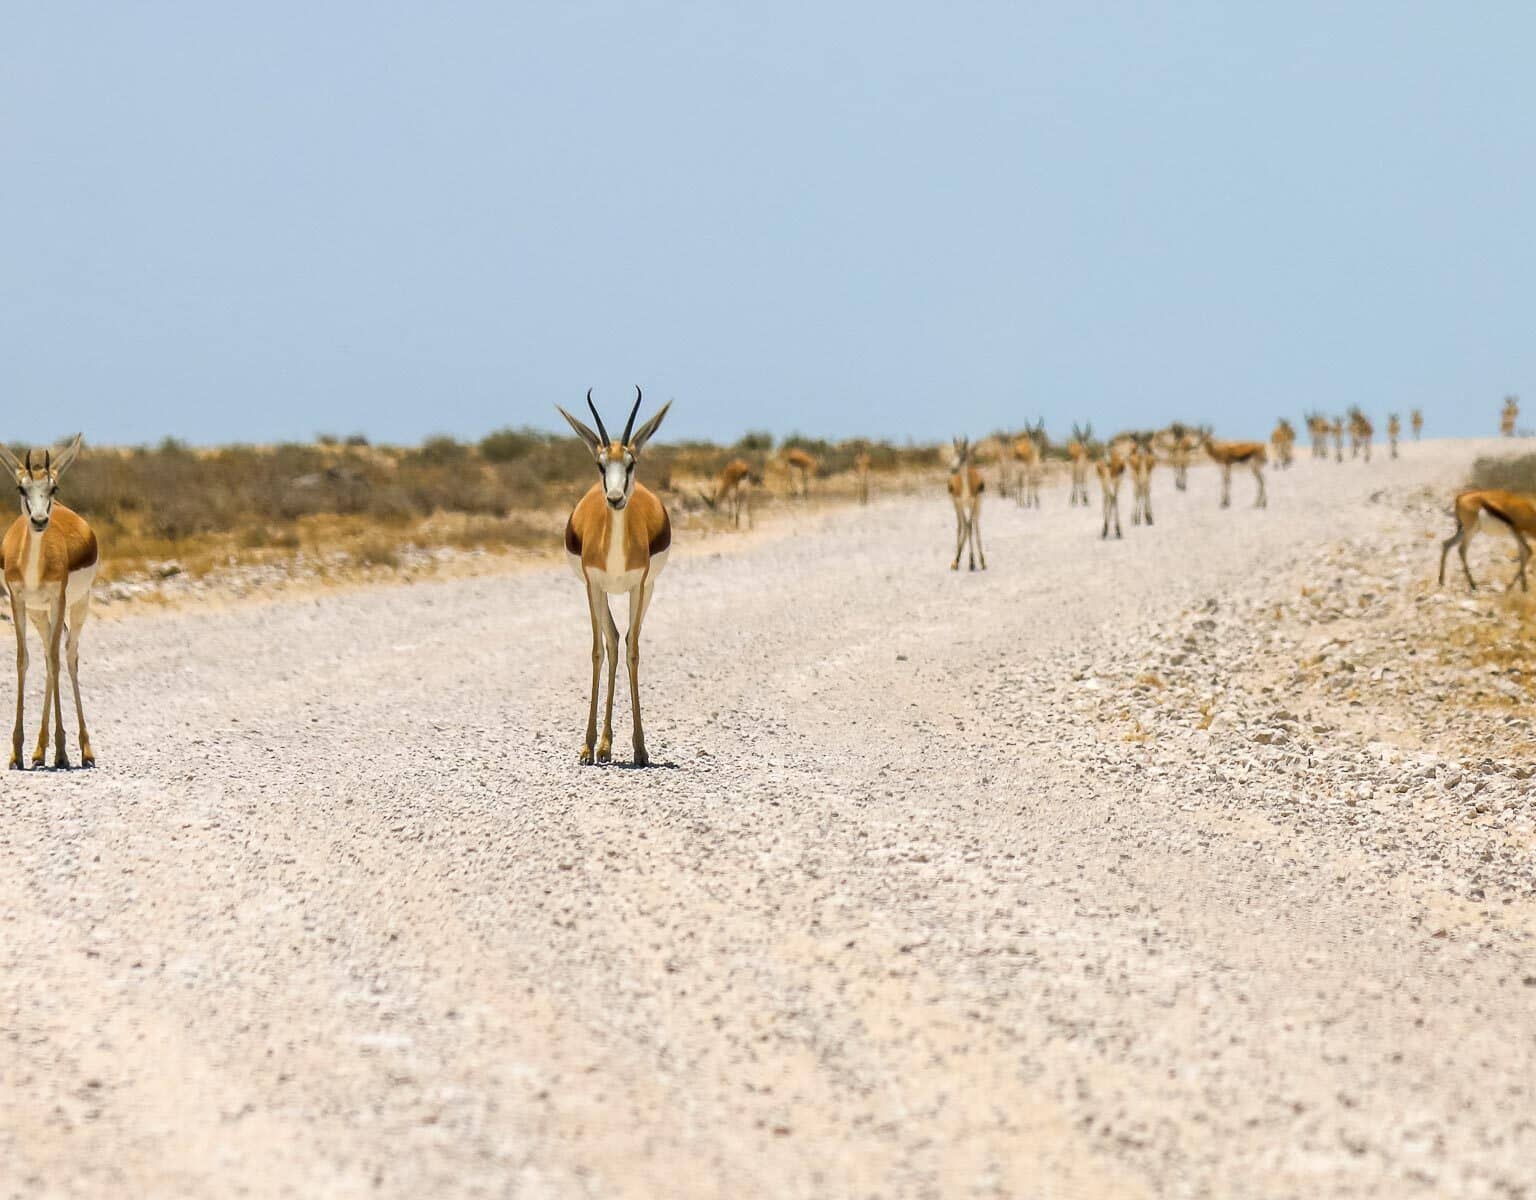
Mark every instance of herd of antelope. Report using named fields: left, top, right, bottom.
left=0, top=395, right=1528, bottom=769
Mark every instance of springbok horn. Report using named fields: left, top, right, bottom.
left=585, top=388, right=610, bottom=445
left=621, top=386, right=643, bottom=446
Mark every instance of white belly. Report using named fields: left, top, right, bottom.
left=573, top=548, right=668, bottom=596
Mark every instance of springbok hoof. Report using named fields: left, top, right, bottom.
left=81, top=754, right=96, bottom=769
left=53, top=753, right=70, bottom=770
left=579, top=746, right=595, bottom=765
left=596, top=741, right=612, bottom=764
left=633, top=747, right=650, bottom=768
left=8, top=757, right=22, bottom=771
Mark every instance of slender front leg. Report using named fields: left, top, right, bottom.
left=951, top=506, right=966, bottom=570
left=9, top=590, right=26, bottom=770
left=1509, top=533, right=1532, bottom=593
left=1220, top=464, right=1232, bottom=508
left=66, top=600, right=93, bottom=767
left=48, top=592, right=68, bottom=768
left=597, top=601, right=619, bottom=763
left=580, top=578, right=603, bottom=764
left=1253, top=463, right=1267, bottom=508
left=626, top=581, right=652, bottom=766
left=970, top=501, right=986, bottom=570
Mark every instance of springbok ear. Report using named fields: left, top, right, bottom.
left=555, top=406, right=604, bottom=456
left=628, top=400, right=672, bottom=454
left=51, top=433, right=83, bottom=476
left=0, top=443, right=22, bottom=477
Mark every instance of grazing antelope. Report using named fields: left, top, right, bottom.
left=782, top=447, right=816, bottom=499
left=1348, top=407, right=1373, bottom=461
left=1096, top=447, right=1126, bottom=539
left=556, top=388, right=672, bottom=767
left=1411, top=408, right=1423, bottom=441
left=1201, top=433, right=1267, bottom=509
left=1387, top=413, right=1401, bottom=459
left=1127, top=434, right=1155, bottom=526
left=1439, top=489, right=1536, bottom=592
left=854, top=450, right=871, bottom=505
left=1067, top=423, right=1093, bottom=506
left=1, top=435, right=97, bottom=770
left=1305, top=412, right=1331, bottom=459
left=1013, top=420, right=1046, bottom=508
left=702, top=457, right=754, bottom=528
left=1501, top=395, right=1519, bottom=438
left=947, top=437, right=986, bottom=571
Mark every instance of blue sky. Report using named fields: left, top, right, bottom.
left=3, top=3, right=1532, bottom=446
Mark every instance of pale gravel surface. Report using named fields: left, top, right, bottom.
left=3, top=439, right=1534, bottom=1199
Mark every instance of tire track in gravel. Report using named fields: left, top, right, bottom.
left=3, top=440, right=1531, bottom=1199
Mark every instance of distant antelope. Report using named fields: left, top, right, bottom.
left=1162, top=423, right=1196, bottom=491
left=854, top=451, right=871, bottom=505
left=1348, top=407, right=1373, bottom=461
left=1, top=435, right=97, bottom=770
left=1127, top=435, right=1155, bottom=526
left=556, top=388, right=672, bottom=767
left=947, top=437, right=986, bottom=571
left=1202, top=433, right=1267, bottom=508
left=1270, top=418, right=1296, bottom=468
left=1096, top=448, right=1126, bottom=539
left=1013, top=420, right=1046, bottom=508
left=782, top=447, right=816, bottom=499
left=1501, top=396, right=1519, bottom=438
left=1067, top=422, right=1092, bottom=506
left=1410, top=408, right=1423, bottom=441
left=1387, top=413, right=1401, bottom=460
left=702, top=457, right=754, bottom=528
left=1439, top=489, right=1536, bottom=592
left=1305, top=412, right=1331, bottom=459
left=1330, top=418, right=1344, bottom=462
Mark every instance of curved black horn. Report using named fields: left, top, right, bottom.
left=585, top=388, right=610, bottom=445
left=621, top=386, right=643, bottom=446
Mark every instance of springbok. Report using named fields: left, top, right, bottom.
left=1501, top=396, right=1519, bottom=438
left=1013, top=420, right=1046, bottom=508
left=782, top=447, right=816, bottom=499
left=702, top=458, right=754, bottom=528
left=854, top=450, right=872, bottom=505
left=1127, top=435, right=1155, bottom=526
left=1096, top=447, right=1126, bottom=539
left=947, top=437, right=986, bottom=571
left=1411, top=409, right=1423, bottom=441
left=1348, top=407, right=1373, bottom=461
left=1270, top=418, right=1296, bottom=468
left=1305, top=412, right=1331, bottom=459
left=1, top=435, right=97, bottom=770
left=1330, top=417, right=1344, bottom=462
left=1164, top=422, right=1196, bottom=491
left=556, top=388, right=672, bottom=767
left=1202, top=433, right=1267, bottom=509
left=1066, top=423, right=1092, bottom=507
left=1439, top=489, right=1536, bottom=592
left=1387, top=413, right=1401, bottom=460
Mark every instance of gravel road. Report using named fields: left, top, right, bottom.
left=4, top=439, right=1534, bottom=1199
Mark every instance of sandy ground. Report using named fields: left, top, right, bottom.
left=2, top=439, right=1533, bottom=1199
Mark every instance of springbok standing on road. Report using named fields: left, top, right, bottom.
left=1067, top=423, right=1092, bottom=506
left=1096, top=446, right=1126, bottom=540
left=1348, top=407, right=1373, bottom=462
left=1411, top=409, right=1423, bottom=441
left=703, top=458, right=754, bottom=528
left=1164, top=423, right=1196, bottom=491
left=1270, top=419, right=1296, bottom=468
left=1387, top=414, right=1401, bottom=460
left=947, top=437, right=986, bottom=571
left=1, top=435, right=97, bottom=770
left=1439, top=488, right=1536, bottom=593
left=854, top=451, right=871, bottom=505
left=1013, top=420, right=1046, bottom=509
left=1305, top=412, right=1330, bottom=459
left=557, top=389, right=672, bottom=767
left=1128, top=435, right=1155, bottom=526
left=1202, top=433, right=1267, bottom=509
left=782, top=447, right=816, bottom=499
left=1501, top=396, right=1519, bottom=438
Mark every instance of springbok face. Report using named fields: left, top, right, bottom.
left=556, top=388, right=671, bottom=512
left=951, top=437, right=970, bottom=469
left=0, top=435, right=82, bottom=534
